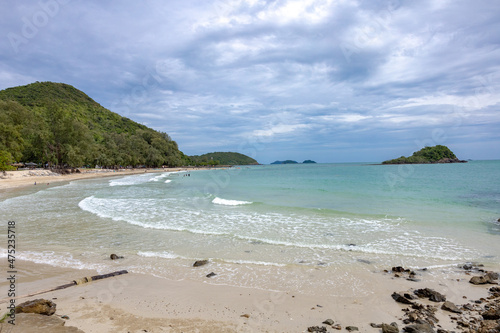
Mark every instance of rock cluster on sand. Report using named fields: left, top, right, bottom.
left=387, top=265, right=500, bottom=332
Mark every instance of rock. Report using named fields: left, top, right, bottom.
left=346, top=326, right=359, bottom=332
left=414, top=288, right=446, bottom=302
left=206, top=272, right=217, bottom=278
left=322, top=319, right=334, bottom=325
left=462, top=263, right=473, bottom=270
left=481, top=307, right=500, bottom=320
left=470, top=275, right=492, bottom=285
left=331, top=324, right=342, bottom=330
left=382, top=322, right=399, bottom=333
left=0, top=313, right=85, bottom=333
left=16, top=299, right=56, bottom=316
left=307, top=326, right=327, bottom=332
left=485, top=271, right=499, bottom=281
left=441, top=301, right=461, bottom=314
left=193, top=260, right=209, bottom=267
left=392, top=292, right=414, bottom=304
left=479, top=320, right=500, bottom=332
left=240, top=314, right=250, bottom=318
left=370, top=323, right=382, bottom=328
left=393, top=266, right=406, bottom=273
left=110, top=254, right=123, bottom=260
left=403, top=323, right=435, bottom=333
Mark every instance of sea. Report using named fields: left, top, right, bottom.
left=1, top=161, right=500, bottom=296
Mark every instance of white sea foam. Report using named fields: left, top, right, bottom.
left=14, top=251, right=107, bottom=271
left=149, top=173, right=172, bottom=182
left=138, top=251, right=181, bottom=259
left=212, top=197, right=252, bottom=206
left=109, top=174, right=153, bottom=186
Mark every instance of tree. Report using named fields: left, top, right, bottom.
left=0, top=150, right=15, bottom=172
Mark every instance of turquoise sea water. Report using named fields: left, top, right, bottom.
left=1, top=161, right=499, bottom=294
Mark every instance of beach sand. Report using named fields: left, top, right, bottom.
left=0, top=168, right=206, bottom=191
left=1, top=170, right=498, bottom=332
left=0, top=260, right=496, bottom=332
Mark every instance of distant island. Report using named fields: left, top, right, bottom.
left=189, top=152, right=258, bottom=166
left=271, top=160, right=317, bottom=164
left=382, top=145, right=467, bottom=164
left=271, top=160, right=298, bottom=164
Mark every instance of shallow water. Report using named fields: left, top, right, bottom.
left=1, top=161, right=499, bottom=295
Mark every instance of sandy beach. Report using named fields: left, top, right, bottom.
left=1, top=169, right=499, bottom=332
left=0, top=168, right=211, bottom=191
left=0, top=259, right=498, bottom=332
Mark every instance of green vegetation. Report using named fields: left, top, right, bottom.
left=382, top=145, right=466, bottom=164
left=188, top=152, right=258, bottom=166
left=302, top=160, right=316, bottom=163
left=0, top=82, right=188, bottom=168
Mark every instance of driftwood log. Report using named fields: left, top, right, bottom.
left=0, top=270, right=128, bottom=304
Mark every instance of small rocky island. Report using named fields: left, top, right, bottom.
left=271, top=160, right=317, bottom=164
left=382, top=145, right=467, bottom=164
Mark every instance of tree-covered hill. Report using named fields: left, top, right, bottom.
left=189, top=152, right=258, bottom=166
left=382, top=145, right=467, bottom=164
left=0, top=81, right=188, bottom=169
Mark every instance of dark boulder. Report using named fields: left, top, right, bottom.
left=481, top=307, right=500, bottom=320
left=469, top=273, right=497, bottom=285
left=382, top=322, right=399, bottom=333
left=392, top=292, right=414, bottom=304
left=206, top=272, right=217, bottom=278
left=110, top=254, right=124, bottom=260
left=403, top=323, right=435, bottom=333
left=322, top=319, right=334, bottom=325
left=16, top=299, right=56, bottom=316
left=441, top=301, right=462, bottom=314
left=414, top=288, right=446, bottom=302
left=307, top=326, right=327, bottom=332
left=193, top=260, right=209, bottom=267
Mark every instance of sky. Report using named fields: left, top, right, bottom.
left=1, top=0, right=499, bottom=164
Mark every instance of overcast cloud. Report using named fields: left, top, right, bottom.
left=1, top=0, right=499, bottom=163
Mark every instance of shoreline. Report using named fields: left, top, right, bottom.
left=0, top=167, right=218, bottom=191
left=0, top=259, right=498, bottom=332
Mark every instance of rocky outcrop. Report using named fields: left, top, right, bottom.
left=16, top=299, right=56, bottom=316
left=414, top=288, right=446, bottom=302
left=469, top=271, right=499, bottom=285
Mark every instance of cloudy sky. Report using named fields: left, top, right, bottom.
left=1, top=0, right=499, bottom=163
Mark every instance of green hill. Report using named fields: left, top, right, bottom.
left=0, top=81, right=187, bottom=169
left=189, top=152, right=258, bottom=166
left=382, top=145, right=467, bottom=164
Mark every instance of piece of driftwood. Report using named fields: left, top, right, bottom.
left=0, top=270, right=128, bottom=304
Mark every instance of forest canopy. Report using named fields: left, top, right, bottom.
left=0, top=82, right=188, bottom=168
